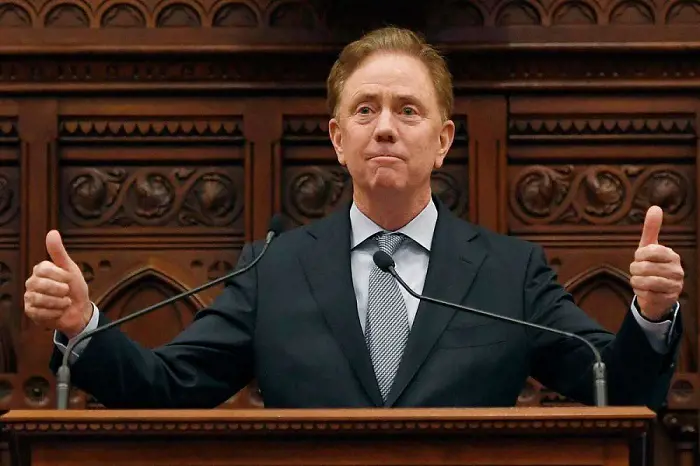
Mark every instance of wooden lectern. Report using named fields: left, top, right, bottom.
left=1, top=407, right=654, bottom=466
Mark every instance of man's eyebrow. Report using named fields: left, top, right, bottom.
left=348, top=92, right=379, bottom=105
left=348, top=92, right=423, bottom=105
left=395, top=94, right=422, bottom=104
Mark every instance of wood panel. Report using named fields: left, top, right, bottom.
left=0, top=0, right=698, bottom=465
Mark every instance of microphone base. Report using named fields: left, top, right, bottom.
left=56, top=365, right=71, bottom=410
left=593, top=362, right=608, bottom=407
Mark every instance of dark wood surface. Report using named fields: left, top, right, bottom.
left=1, top=407, right=653, bottom=466
left=0, top=0, right=698, bottom=465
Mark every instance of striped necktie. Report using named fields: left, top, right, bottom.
left=364, top=232, right=409, bottom=401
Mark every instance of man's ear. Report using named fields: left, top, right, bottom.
left=434, top=119, right=455, bottom=169
left=329, top=117, right=345, bottom=166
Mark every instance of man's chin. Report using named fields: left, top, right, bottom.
left=368, top=177, right=408, bottom=193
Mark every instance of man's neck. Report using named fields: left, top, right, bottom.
left=353, top=188, right=432, bottom=231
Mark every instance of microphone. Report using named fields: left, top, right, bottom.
left=56, top=215, right=286, bottom=410
left=372, top=251, right=608, bottom=407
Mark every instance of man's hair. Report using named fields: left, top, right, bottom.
left=326, top=26, right=454, bottom=121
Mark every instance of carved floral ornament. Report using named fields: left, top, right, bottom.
left=65, top=167, right=243, bottom=228
left=510, top=165, right=693, bottom=225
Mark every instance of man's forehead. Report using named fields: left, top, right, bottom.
left=342, top=58, right=434, bottom=101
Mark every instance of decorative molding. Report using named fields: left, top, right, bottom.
left=59, top=117, right=244, bottom=142
left=3, top=417, right=650, bottom=434
left=282, top=116, right=329, bottom=142
left=0, top=51, right=699, bottom=92
left=61, top=167, right=245, bottom=229
left=3, top=0, right=700, bottom=30
left=509, top=164, right=695, bottom=228
left=0, top=0, right=323, bottom=29
left=2, top=407, right=652, bottom=435
left=508, top=115, right=696, bottom=141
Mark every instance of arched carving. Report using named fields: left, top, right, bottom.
left=550, top=0, right=598, bottom=24
left=0, top=1, right=33, bottom=27
left=41, top=0, right=91, bottom=27
left=564, top=264, right=632, bottom=333
left=211, top=0, right=259, bottom=27
left=97, top=0, right=148, bottom=27
left=154, top=0, right=203, bottom=27
left=665, top=0, right=700, bottom=23
left=266, top=0, right=319, bottom=29
left=96, top=266, right=205, bottom=348
left=609, top=0, right=655, bottom=24
left=426, top=0, right=486, bottom=29
left=494, top=0, right=543, bottom=25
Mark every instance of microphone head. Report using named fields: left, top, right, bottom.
left=373, top=250, right=395, bottom=272
left=268, top=214, right=285, bottom=237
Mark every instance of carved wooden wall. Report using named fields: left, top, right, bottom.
left=0, top=0, right=698, bottom=465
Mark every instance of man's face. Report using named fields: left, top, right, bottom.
left=329, top=52, right=455, bottom=198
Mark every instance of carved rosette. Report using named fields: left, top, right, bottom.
left=0, top=118, right=18, bottom=141
left=283, top=166, right=352, bottom=225
left=63, top=167, right=243, bottom=228
left=509, top=165, right=693, bottom=226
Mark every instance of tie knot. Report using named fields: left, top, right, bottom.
left=376, top=232, right=404, bottom=256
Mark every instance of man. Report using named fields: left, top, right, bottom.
left=24, top=27, right=683, bottom=410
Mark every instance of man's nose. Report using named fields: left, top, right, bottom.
left=373, top=109, right=397, bottom=143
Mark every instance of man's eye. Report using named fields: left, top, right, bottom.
left=357, top=106, right=371, bottom=114
left=402, top=107, right=416, bottom=115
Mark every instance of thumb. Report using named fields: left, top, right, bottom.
left=46, top=230, right=76, bottom=271
left=639, top=205, right=663, bottom=247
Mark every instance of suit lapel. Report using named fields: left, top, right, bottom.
left=299, top=207, right=384, bottom=407
left=385, top=202, right=487, bottom=406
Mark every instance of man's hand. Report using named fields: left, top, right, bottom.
left=24, top=230, right=92, bottom=339
left=630, top=206, right=684, bottom=321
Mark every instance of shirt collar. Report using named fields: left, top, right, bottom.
left=349, top=198, right=437, bottom=251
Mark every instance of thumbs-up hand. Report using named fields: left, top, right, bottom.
left=24, top=230, right=92, bottom=339
left=629, top=206, right=684, bottom=321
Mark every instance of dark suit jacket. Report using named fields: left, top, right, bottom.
left=51, top=198, right=681, bottom=409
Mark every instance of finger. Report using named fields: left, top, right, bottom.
left=45, top=230, right=76, bottom=272
left=31, top=261, right=73, bottom=283
left=629, top=261, right=685, bottom=281
left=24, top=291, right=72, bottom=310
left=635, top=289, right=679, bottom=305
left=630, top=276, right=682, bottom=294
left=634, top=244, right=678, bottom=263
left=24, top=305, right=66, bottom=323
left=25, top=276, right=70, bottom=297
left=639, top=205, right=663, bottom=248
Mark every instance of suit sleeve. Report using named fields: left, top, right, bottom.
left=525, top=244, right=682, bottom=410
left=49, top=243, right=259, bottom=409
